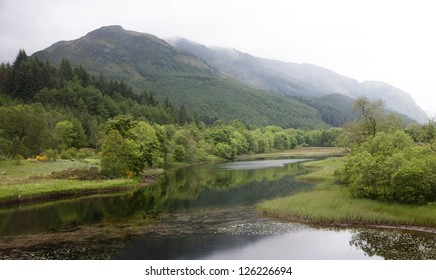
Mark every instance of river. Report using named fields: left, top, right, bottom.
left=0, top=158, right=435, bottom=259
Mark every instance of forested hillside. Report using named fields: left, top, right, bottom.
left=32, top=25, right=351, bottom=128
left=0, top=50, right=342, bottom=175
left=170, top=38, right=428, bottom=123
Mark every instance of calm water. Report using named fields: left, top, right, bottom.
left=0, top=159, right=435, bottom=260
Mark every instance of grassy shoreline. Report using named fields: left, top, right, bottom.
left=236, top=147, right=345, bottom=160
left=0, top=147, right=344, bottom=206
left=0, top=159, right=160, bottom=206
left=257, top=157, right=436, bottom=233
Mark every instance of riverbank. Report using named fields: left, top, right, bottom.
left=0, top=159, right=161, bottom=206
left=0, top=147, right=338, bottom=206
left=257, top=157, right=436, bottom=233
left=236, top=147, right=345, bottom=161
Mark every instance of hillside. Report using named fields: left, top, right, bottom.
left=170, top=38, right=428, bottom=123
left=33, top=26, right=328, bottom=128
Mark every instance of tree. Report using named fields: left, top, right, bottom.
left=101, top=130, right=139, bottom=177
left=0, top=104, right=53, bottom=157
left=353, top=97, right=384, bottom=137
left=59, top=58, right=73, bottom=85
left=178, top=105, right=189, bottom=125
left=54, top=119, right=87, bottom=149
left=130, top=121, right=162, bottom=168
left=105, top=114, right=137, bottom=138
left=74, top=64, right=91, bottom=86
left=341, top=97, right=391, bottom=150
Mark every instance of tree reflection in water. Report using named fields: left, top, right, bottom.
left=349, top=228, right=436, bottom=259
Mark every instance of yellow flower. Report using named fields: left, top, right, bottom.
left=36, top=155, right=48, bottom=162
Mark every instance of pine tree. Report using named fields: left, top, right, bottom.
left=178, top=105, right=188, bottom=125
left=59, top=58, right=73, bottom=85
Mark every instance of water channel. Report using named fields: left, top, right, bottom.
left=0, top=158, right=435, bottom=259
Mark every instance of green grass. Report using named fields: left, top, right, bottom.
left=258, top=157, right=436, bottom=228
left=0, top=159, right=94, bottom=177
left=0, top=159, right=141, bottom=205
left=236, top=147, right=345, bottom=161
left=0, top=178, right=138, bottom=202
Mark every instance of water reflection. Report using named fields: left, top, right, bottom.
left=349, top=228, right=436, bottom=259
left=0, top=159, right=435, bottom=260
left=220, top=159, right=308, bottom=170
left=113, top=207, right=378, bottom=260
left=0, top=159, right=311, bottom=237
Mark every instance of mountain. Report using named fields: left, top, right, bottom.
left=34, top=25, right=217, bottom=81
left=169, top=38, right=428, bottom=123
left=32, top=26, right=332, bottom=128
left=32, top=25, right=426, bottom=127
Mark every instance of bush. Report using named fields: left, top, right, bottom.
left=76, top=148, right=94, bottom=159
left=59, top=148, right=77, bottom=159
left=341, top=131, right=436, bottom=204
left=13, top=154, right=24, bottom=165
left=42, top=149, right=58, bottom=161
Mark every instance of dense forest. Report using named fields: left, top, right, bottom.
left=0, top=50, right=341, bottom=176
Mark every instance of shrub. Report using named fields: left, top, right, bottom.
left=42, top=149, right=58, bottom=161
left=36, top=155, right=49, bottom=162
left=342, top=131, right=436, bottom=204
left=13, top=154, right=24, bottom=165
left=59, top=148, right=77, bottom=159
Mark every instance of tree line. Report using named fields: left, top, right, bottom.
left=0, top=50, right=342, bottom=170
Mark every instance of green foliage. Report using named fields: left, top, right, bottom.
left=340, top=97, right=406, bottom=150
left=0, top=49, right=345, bottom=175
left=405, top=119, right=436, bottom=149
left=143, top=77, right=326, bottom=128
left=341, top=131, right=436, bottom=204
left=129, top=121, right=163, bottom=168
left=42, top=148, right=58, bottom=161
left=54, top=119, right=88, bottom=149
left=101, top=118, right=164, bottom=176
left=0, top=51, right=183, bottom=158
left=100, top=130, right=135, bottom=177
left=13, top=154, right=24, bottom=165
left=0, top=104, right=53, bottom=157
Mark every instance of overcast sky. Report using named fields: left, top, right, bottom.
left=1, top=0, right=435, bottom=115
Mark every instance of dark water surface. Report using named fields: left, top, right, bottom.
left=0, top=159, right=435, bottom=259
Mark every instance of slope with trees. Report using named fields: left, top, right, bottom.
left=170, top=38, right=428, bottom=123
left=32, top=26, right=331, bottom=129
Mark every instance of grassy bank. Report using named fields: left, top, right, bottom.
left=258, top=157, right=436, bottom=230
left=0, top=159, right=144, bottom=205
left=236, top=147, right=345, bottom=161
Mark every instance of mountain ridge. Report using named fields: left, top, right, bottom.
left=169, top=37, right=427, bottom=123
left=32, top=25, right=427, bottom=125
left=33, top=26, right=328, bottom=128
